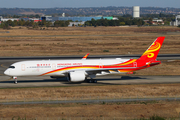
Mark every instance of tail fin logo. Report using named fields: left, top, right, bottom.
left=142, top=42, right=161, bottom=58
left=147, top=53, right=154, bottom=58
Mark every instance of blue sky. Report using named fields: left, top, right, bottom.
left=1, top=0, right=180, bottom=8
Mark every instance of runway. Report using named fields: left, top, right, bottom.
left=0, top=57, right=180, bottom=88
left=1, top=74, right=180, bottom=88
left=1, top=96, right=180, bottom=105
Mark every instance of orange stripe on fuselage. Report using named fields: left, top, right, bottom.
left=41, top=59, right=138, bottom=76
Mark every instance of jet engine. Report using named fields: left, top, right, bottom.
left=68, top=71, right=86, bottom=82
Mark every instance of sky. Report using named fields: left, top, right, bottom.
left=0, top=0, right=180, bottom=8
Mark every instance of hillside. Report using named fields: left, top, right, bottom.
left=0, top=7, right=179, bottom=16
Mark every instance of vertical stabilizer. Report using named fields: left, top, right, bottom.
left=139, top=37, right=165, bottom=61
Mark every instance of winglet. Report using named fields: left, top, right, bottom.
left=82, top=53, right=89, bottom=60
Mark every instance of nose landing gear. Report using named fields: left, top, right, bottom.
left=13, top=76, right=17, bottom=84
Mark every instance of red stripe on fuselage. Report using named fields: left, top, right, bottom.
left=40, top=59, right=139, bottom=76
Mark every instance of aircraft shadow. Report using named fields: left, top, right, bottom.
left=0, top=78, right=67, bottom=83
left=97, top=76, right=147, bottom=81
left=0, top=76, right=147, bottom=84
left=62, top=76, right=148, bottom=85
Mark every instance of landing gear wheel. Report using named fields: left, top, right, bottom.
left=93, top=79, right=97, bottom=83
left=88, top=79, right=92, bottom=83
left=13, top=77, right=17, bottom=84
left=87, top=79, right=97, bottom=83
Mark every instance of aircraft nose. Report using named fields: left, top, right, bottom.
left=4, top=69, right=10, bottom=76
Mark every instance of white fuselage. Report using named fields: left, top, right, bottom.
left=4, top=58, right=129, bottom=77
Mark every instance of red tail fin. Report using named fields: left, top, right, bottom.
left=139, top=37, right=165, bottom=61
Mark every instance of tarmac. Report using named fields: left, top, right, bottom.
left=1, top=96, right=179, bottom=105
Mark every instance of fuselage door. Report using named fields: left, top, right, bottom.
left=52, top=63, right=56, bottom=70
left=99, top=63, right=103, bottom=68
left=133, top=62, right=137, bottom=67
left=21, top=64, right=25, bottom=71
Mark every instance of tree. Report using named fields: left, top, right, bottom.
left=137, top=19, right=144, bottom=26
left=126, top=19, right=132, bottom=25
left=118, top=17, right=125, bottom=22
left=109, top=20, right=116, bottom=26
left=148, top=18, right=153, bottom=25
left=24, top=20, right=30, bottom=26
left=11, top=22, right=15, bottom=27
left=65, top=21, right=70, bottom=26
left=46, top=21, right=52, bottom=29
left=13, top=20, right=18, bottom=26
left=120, top=22, right=125, bottom=26
left=18, top=19, right=25, bottom=26
left=85, top=21, right=90, bottom=26
left=104, top=19, right=109, bottom=26
left=35, top=14, right=40, bottom=18
left=29, top=20, right=34, bottom=27
left=6, top=20, right=13, bottom=26
left=54, top=21, right=59, bottom=28
left=132, top=19, right=138, bottom=25
left=41, top=20, right=46, bottom=27
left=2, top=22, right=10, bottom=29
left=91, top=18, right=96, bottom=26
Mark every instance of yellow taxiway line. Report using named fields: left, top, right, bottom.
left=1, top=64, right=8, bottom=68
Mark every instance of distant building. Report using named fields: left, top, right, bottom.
left=144, top=19, right=164, bottom=25
left=68, top=21, right=85, bottom=27
left=152, top=19, right=164, bottom=25
left=41, top=16, right=52, bottom=21
left=62, top=13, right=65, bottom=17
left=41, top=16, right=118, bottom=22
left=0, top=15, right=118, bottom=26
left=133, top=6, right=140, bottom=18
left=0, top=17, right=19, bottom=22
left=0, top=16, right=42, bottom=23
left=170, top=15, right=180, bottom=26
left=29, top=18, right=42, bottom=22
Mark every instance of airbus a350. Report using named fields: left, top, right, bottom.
left=4, top=37, right=165, bottom=84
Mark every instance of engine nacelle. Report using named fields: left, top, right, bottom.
left=68, top=71, right=86, bottom=82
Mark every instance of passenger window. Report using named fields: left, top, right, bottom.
left=9, top=66, right=15, bottom=69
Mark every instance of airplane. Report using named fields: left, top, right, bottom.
left=4, top=37, right=165, bottom=84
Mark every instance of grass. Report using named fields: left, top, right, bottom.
left=0, top=101, right=179, bottom=119
left=103, top=50, right=109, bottom=52
left=7, top=115, right=171, bottom=120
left=134, top=115, right=166, bottom=120
left=0, top=84, right=180, bottom=102
left=0, top=26, right=180, bottom=57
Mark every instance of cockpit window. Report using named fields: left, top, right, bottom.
left=9, top=66, right=15, bottom=69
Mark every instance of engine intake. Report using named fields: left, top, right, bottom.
left=68, top=71, right=86, bottom=82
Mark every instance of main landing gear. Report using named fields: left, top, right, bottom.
left=13, top=76, right=17, bottom=84
left=87, top=79, right=97, bottom=83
